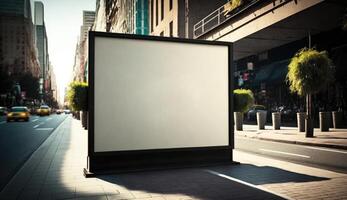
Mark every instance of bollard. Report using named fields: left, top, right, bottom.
left=272, top=112, right=281, bottom=130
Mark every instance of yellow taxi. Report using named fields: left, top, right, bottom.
left=7, top=106, right=30, bottom=122
left=37, top=105, right=50, bottom=116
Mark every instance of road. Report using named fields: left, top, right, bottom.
left=236, top=136, right=347, bottom=173
left=0, top=113, right=68, bottom=191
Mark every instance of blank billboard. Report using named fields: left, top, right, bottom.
left=92, top=34, right=229, bottom=152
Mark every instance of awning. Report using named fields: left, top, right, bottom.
left=252, top=59, right=289, bottom=86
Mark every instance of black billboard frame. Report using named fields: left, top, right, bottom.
left=84, top=31, right=235, bottom=177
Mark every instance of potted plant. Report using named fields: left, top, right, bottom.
left=67, top=81, right=88, bottom=129
left=287, top=48, right=333, bottom=137
left=233, top=89, right=254, bottom=131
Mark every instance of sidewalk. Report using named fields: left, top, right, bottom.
left=236, top=124, right=347, bottom=150
left=1, top=116, right=347, bottom=200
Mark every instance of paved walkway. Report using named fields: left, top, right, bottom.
left=237, top=124, right=347, bottom=150
left=1, top=116, right=347, bottom=200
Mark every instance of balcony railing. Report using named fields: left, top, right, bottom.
left=193, top=0, right=260, bottom=39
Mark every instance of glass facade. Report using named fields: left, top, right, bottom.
left=135, top=0, right=149, bottom=35
left=0, top=0, right=25, bottom=16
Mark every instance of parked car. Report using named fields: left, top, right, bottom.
left=37, top=105, right=50, bottom=116
left=0, top=107, right=8, bottom=115
left=247, top=105, right=266, bottom=121
left=56, top=109, right=62, bottom=114
left=64, top=109, right=71, bottom=114
left=7, top=106, right=30, bottom=122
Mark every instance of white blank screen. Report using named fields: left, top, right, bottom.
left=94, top=36, right=229, bottom=152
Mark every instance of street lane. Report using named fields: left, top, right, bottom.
left=236, top=136, right=347, bottom=173
left=0, top=113, right=68, bottom=191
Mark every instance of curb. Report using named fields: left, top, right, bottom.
left=238, top=135, right=347, bottom=150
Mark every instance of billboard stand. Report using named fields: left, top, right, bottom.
left=84, top=31, right=234, bottom=177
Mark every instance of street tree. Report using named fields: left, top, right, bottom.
left=287, top=48, right=333, bottom=137
left=67, top=81, right=88, bottom=128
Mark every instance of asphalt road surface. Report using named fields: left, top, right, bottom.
left=236, top=136, right=347, bottom=173
left=0, top=113, right=68, bottom=191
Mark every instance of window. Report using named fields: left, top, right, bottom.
left=160, top=31, right=164, bottom=36
left=161, top=0, right=164, bottom=20
left=151, top=0, right=153, bottom=32
left=169, top=21, right=173, bottom=37
left=156, top=0, right=158, bottom=26
left=169, top=0, right=173, bottom=10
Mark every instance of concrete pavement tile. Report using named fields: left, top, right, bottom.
left=130, top=190, right=152, bottom=198
left=75, top=185, right=106, bottom=198
left=136, top=197, right=166, bottom=200
left=74, top=195, right=108, bottom=200
left=162, top=194, right=194, bottom=200
left=49, top=191, right=76, bottom=200
left=102, top=185, right=120, bottom=195
left=106, top=193, right=135, bottom=200
left=17, top=190, right=40, bottom=200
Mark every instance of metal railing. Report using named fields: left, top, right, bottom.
left=193, top=0, right=260, bottom=39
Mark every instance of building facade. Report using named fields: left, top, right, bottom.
left=34, top=1, right=50, bottom=98
left=135, top=0, right=149, bottom=35
left=0, top=0, right=40, bottom=78
left=73, top=11, right=95, bottom=82
left=149, top=0, right=226, bottom=38
left=80, top=11, right=95, bottom=43
left=196, top=0, right=347, bottom=122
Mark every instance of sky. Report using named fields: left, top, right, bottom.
left=37, top=0, right=96, bottom=104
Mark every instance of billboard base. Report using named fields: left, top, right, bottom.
left=84, top=146, right=234, bottom=177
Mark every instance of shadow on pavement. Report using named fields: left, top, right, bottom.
left=98, top=163, right=328, bottom=200
left=209, top=164, right=329, bottom=185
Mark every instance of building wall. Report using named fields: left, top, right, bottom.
left=0, top=0, right=40, bottom=78
left=150, top=0, right=178, bottom=37
left=93, top=0, right=107, bottom=32
left=34, top=1, right=44, bottom=25
left=106, top=0, right=135, bottom=33
left=149, top=0, right=226, bottom=38
left=135, top=0, right=149, bottom=35
left=80, top=11, right=95, bottom=42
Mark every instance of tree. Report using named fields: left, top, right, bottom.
left=67, top=81, right=88, bottom=111
left=287, top=48, right=333, bottom=137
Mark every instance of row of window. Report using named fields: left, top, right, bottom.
left=150, top=0, right=173, bottom=32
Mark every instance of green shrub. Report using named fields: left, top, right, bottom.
left=67, top=81, right=88, bottom=111
left=233, top=89, right=254, bottom=113
left=287, top=48, right=333, bottom=96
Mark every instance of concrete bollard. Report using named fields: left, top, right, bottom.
left=257, top=110, right=267, bottom=130
left=272, top=112, right=281, bottom=130
left=320, top=112, right=330, bottom=132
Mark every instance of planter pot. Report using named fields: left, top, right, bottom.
left=234, top=112, right=243, bottom=131
left=257, top=110, right=267, bottom=130
left=81, top=111, right=88, bottom=128
left=86, top=111, right=89, bottom=130
left=272, top=112, right=281, bottom=130
left=320, top=112, right=330, bottom=132
left=332, top=111, right=343, bottom=129
left=297, top=112, right=306, bottom=132
left=82, top=111, right=88, bottom=130
left=76, top=111, right=80, bottom=120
